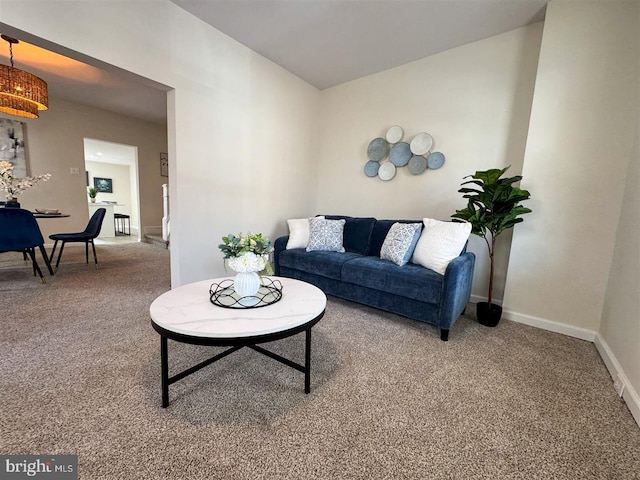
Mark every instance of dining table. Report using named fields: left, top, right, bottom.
left=32, top=213, right=70, bottom=219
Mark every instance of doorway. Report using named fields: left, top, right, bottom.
left=84, top=138, right=140, bottom=243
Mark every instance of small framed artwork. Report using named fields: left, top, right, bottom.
left=160, top=152, right=168, bottom=177
left=94, top=177, right=113, bottom=193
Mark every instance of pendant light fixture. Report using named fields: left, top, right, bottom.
left=0, top=34, right=48, bottom=118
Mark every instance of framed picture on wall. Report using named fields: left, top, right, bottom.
left=160, top=152, right=168, bottom=177
left=0, top=118, right=27, bottom=177
left=94, top=177, right=113, bottom=193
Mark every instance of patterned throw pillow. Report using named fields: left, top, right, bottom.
left=306, top=217, right=346, bottom=252
left=380, top=222, right=422, bottom=266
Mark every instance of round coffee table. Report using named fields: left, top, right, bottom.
left=150, top=276, right=326, bottom=407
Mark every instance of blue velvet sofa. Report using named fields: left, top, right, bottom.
left=274, top=215, right=475, bottom=341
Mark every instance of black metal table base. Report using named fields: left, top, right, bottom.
left=160, top=327, right=313, bottom=408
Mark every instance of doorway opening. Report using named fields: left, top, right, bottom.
left=84, top=138, right=140, bottom=244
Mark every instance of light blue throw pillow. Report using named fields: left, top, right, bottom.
left=306, top=217, right=346, bottom=252
left=380, top=222, right=422, bottom=266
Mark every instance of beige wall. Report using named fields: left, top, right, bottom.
left=600, top=133, right=639, bottom=415
left=6, top=97, right=167, bottom=242
left=317, top=23, right=543, bottom=302
left=503, top=1, right=639, bottom=414
left=0, top=0, right=320, bottom=286
left=503, top=1, right=639, bottom=330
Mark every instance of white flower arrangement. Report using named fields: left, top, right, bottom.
left=219, top=232, right=274, bottom=274
left=0, top=160, right=51, bottom=200
left=227, top=251, right=269, bottom=273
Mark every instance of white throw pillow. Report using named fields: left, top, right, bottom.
left=286, top=216, right=324, bottom=249
left=380, top=222, right=422, bottom=266
left=306, top=217, right=345, bottom=252
left=411, top=218, right=472, bottom=275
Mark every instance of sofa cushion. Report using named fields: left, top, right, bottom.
left=380, top=222, right=422, bottom=266
left=325, top=215, right=376, bottom=255
left=341, top=256, right=443, bottom=304
left=369, top=219, right=423, bottom=257
left=411, top=218, right=472, bottom=275
left=307, top=217, right=346, bottom=252
left=279, top=249, right=360, bottom=280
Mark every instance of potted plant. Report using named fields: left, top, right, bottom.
left=88, top=187, right=98, bottom=203
left=219, top=232, right=274, bottom=303
left=452, top=166, right=531, bottom=326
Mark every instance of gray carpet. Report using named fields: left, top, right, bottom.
left=1, top=243, right=639, bottom=479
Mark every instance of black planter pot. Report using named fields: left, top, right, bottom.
left=477, top=302, right=503, bottom=327
left=5, top=199, right=20, bottom=208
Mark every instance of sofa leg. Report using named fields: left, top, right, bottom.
left=440, top=329, right=449, bottom=342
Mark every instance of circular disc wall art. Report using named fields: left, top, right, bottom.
left=427, top=151, right=446, bottom=169
left=408, top=155, right=427, bottom=175
left=364, top=161, right=380, bottom=177
left=378, top=162, right=396, bottom=181
left=389, top=142, right=412, bottom=167
left=367, top=137, right=389, bottom=162
left=385, top=125, right=404, bottom=144
left=410, top=132, right=433, bottom=155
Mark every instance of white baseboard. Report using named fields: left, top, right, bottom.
left=502, top=308, right=596, bottom=342
left=470, top=294, right=499, bottom=305
left=470, top=294, right=481, bottom=304
left=471, top=295, right=595, bottom=341
left=143, top=226, right=162, bottom=236
left=494, top=306, right=638, bottom=427
left=594, top=334, right=640, bottom=426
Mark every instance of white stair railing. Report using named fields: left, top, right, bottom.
left=162, top=184, right=170, bottom=242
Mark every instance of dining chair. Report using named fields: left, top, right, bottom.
left=49, top=208, right=106, bottom=271
left=0, top=208, right=54, bottom=282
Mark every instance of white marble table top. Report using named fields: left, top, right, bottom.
left=150, top=276, right=326, bottom=338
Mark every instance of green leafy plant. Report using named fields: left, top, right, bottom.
left=218, top=232, right=272, bottom=258
left=88, top=187, right=98, bottom=199
left=452, top=166, right=531, bottom=308
left=219, top=232, right=273, bottom=274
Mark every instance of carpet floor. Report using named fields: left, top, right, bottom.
left=1, top=242, right=639, bottom=479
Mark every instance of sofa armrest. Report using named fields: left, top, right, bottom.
left=273, top=236, right=289, bottom=276
left=439, top=252, right=476, bottom=330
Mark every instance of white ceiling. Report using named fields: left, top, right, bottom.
left=171, top=0, right=548, bottom=90
left=84, top=138, right=137, bottom=166
left=1, top=1, right=547, bottom=125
